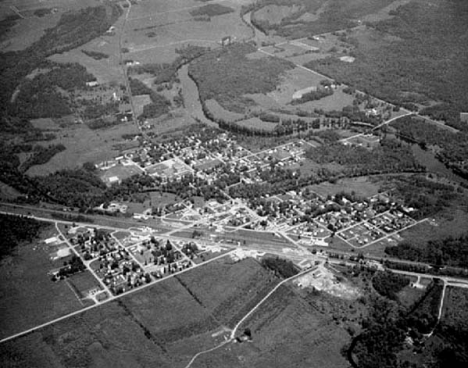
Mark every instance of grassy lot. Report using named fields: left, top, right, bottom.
left=0, top=225, right=87, bottom=340
left=176, top=257, right=280, bottom=327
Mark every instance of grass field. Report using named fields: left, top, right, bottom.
left=0, top=225, right=88, bottom=340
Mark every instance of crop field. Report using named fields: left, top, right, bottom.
left=0, top=225, right=87, bottom=340
left=176, top=257, right=280, bottom=327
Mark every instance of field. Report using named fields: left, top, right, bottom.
left=26, top=121, right=140, bottom=176
left=0, top=255, right=296, bottom=368
left=176, top=257, right=280, bottom=327
left=193, top=283, right=351, bottom=368
left=309, top=176, right=381, bottom=198
left=399, top=210, right=468, bottom=247
left=0, top=225, right=90, bottom=340
left=123, top=0, right=252, bottom=64
left=0, top=0, right=98, bottom=51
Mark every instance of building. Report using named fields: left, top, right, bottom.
left=460, top=112, right=468, bottom=123
left=221, top=36, right=232, bottom=46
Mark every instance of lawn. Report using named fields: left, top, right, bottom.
left=0, top=225, right=88, bottom=340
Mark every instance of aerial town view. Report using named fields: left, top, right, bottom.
left=1, top=0, right=468, bottom=367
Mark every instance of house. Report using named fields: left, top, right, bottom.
left=86, top=81, right=99, bottom=87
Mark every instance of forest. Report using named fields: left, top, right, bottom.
left=12, top=62, right=96, bottom=118
left=391, top=116, right=468, bottom=177
left=20, top=144, right=66, bottom=173
left=0, top=214, right=49, bottom=260
left=129, top=45, right=209, bottom=85
left=189, top=42, right=294, bottom=112
left=260, top=257, right=299, bottom=278
left=0, top=4, right=122, bottom=118
left=385, top=234, right=468, bottom=268
left=304, top=0, right=468, bottom=128
left=371, top=270, right=409, bottom=301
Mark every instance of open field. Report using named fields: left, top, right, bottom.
left=0, top=225, right=89, bottom=340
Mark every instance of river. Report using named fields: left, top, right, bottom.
left=178, top=64, right=217, bottom=127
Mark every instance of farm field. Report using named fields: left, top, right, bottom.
left=0, top=224, right=90, bottom=340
